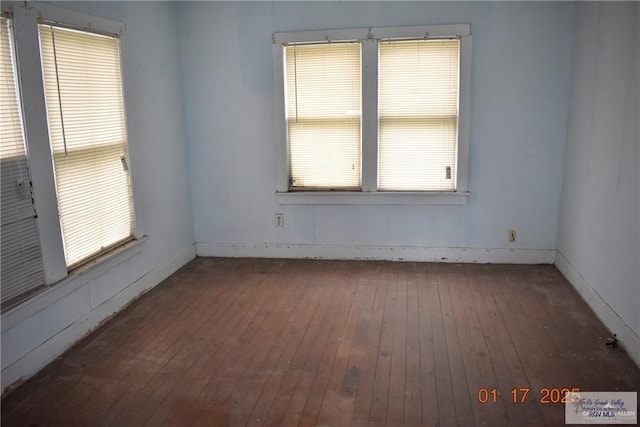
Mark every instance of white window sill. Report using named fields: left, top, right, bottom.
left=1, top=236, right=148, bottom=331
left=276, top=191, right=469, bottom=205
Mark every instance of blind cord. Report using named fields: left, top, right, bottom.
left=293, top=44, right=298, bottom=123
left=50, top=26, right=68, bottom=157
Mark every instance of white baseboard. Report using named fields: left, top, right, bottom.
left=555, top=250, right=640, bottom=365
left=196, top=242, right=555, bottom=264
left=1, top=243, right=196, bottom=393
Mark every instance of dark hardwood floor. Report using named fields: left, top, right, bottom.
left=2, top=258, right=638, bottom=426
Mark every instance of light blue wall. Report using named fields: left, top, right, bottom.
left=557, top=3, right=639, bottom=342
left=65, top=1, right=195, bottom=255
left=179, top=2, right=573, bottom=255
left=2, top=1, right=195, bottom=391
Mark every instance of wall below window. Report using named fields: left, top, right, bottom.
left=179, top=1, right=573, bottom=264
left=1, top=2, right=195, bottom=393
left=556, top=2, right=639, bottom=364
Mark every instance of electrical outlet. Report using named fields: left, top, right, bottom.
left=508, top=229, right=517, bottom=242
left=275, top=213, right=284, bottom=227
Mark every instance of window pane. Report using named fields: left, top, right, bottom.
left=39, top=24, right=134, bottom=267
left=1, top=16, right=45, bottom=304
left=379, top=39, right=459, bottom=191
left=285, top=42, right=361, bottom=189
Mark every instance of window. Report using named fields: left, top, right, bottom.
left=38, top=23, right=134, bottom=268
left=286, top=42, right=361, bottom=189
left=273, top=25, right=472, bottom=204
left=1, top=14, right=46, bottom=304
left=0, top=4, right=140, bottom=310
left=379, top=39, right=459, bottom=191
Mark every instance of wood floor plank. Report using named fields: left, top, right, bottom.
left=386, top=262, right=408, bottom=426
left=438, top=265, right=475, bottom=426
left=194, top=260, right=303, bottom=426
left=428, top=263, right=458, bottom=426
left=416, top=262, right=439, bottom=426
left=367, top=267, right=397, bottom=426
left=296, top=262, right=359, bottom=426
left=315, top=268, right=375, bottom=427
left=459, top=265, right=509, bottom=426
left=258, top=264, right=335, bottom=426
left=402, top=263, right=422, bottom=427
left=142, top=260, right=276, bottom=425
left=272, top=263, right=347, bottom=427
left=106, top=266, right=235, bottom=426
left=474, top=265, right=533, bottom=426
left=179, top=261, right=289, bottom=425
left=232, top=262, right=320, bottom=426
left=95, top=261, right=238, bottom=422
left=2, top=258, right=638, bottom=427
left=347, top=264, right=388, bottom=427
left=449, top=265, right=500, bottom=427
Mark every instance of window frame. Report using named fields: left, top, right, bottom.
left=273, top=24, right=472, bottom=205
left=0, top=12, right=46, bottom=305
left=37, top=22, right=136, bottom=269
left=5, top=2, right=143, bottom=290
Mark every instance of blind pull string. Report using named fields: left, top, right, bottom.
left=293, top=44, right=298, bottom=123
left=50, top=26, right=68, bottom=157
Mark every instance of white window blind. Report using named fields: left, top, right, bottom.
left=285, top=42, right=361, bottom=189
left=38, top=24, right=133, bottom=268
left=379, top=39, right=460, bottom=191
left=1, top=16, right=45, bottom=304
